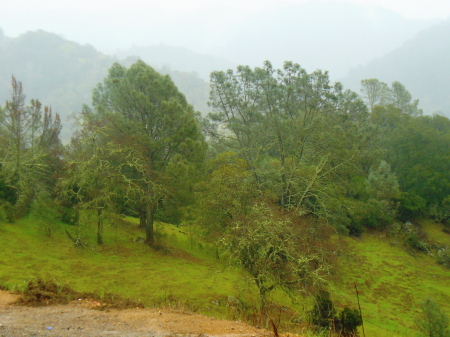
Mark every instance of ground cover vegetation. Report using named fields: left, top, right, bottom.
left=1, top=60, right=450, bottom=336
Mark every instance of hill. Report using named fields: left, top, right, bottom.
left=0, top=30, right=211, bottom=142
left=342, top=19, right=450, bottom=116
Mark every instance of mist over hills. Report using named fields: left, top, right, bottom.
left=342, top=19, right=450, bottom=116
left=209, top=1, right=435, bottom=79
left=116, top=44, right=235, bottom=82
left=0, top=30, right=210, bottom=142
left=110, top=2, right=435, bottom=81
left=0, top=1, right=448, bottom=142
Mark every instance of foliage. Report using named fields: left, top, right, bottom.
left=30, top=190, right=59, bottom=236
left=416, top=298, right=450, bottom=337
left=69, top=60, right=206, bottom=245
left=361, top=78, right=422, bottom=116
left=221, top=203, right=330, bottom=312
left=310, top=290, right=335, bottom=329
left=437, top=248, right=450, bottom=268
left=207, top=61, right=377, bottom=225
left=195, top=151, right=257, bottom=236
left=366, top=160, right=400, bottom=202
left=0, top=76, right=62, bottom=218
left=339, top=307, right=363, bottom=336
left=398, top=192, right=427, bottom=221
left=309, top=290, right=362, bottom=336
left=388, top=221, right=429, bottom=253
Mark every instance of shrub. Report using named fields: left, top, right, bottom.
left=339, top=307, right=363, bottom=337
left=310, top=291, right=363, bottom=335
left=416, top=298, right=450, bottom=337
left=398, top=192, right=426, bottom=221
left=437, top=248, right=450, bottom=268
left=310, top=290, right=335, bottom=330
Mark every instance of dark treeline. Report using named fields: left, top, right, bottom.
left=1, top=60, right=450, bottom=314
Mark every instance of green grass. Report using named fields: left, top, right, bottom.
left=1, top=217, right=450, bottom=336
left=329, top=227, right=450, bottom=337
left=0, top=217, right=249, bottom=316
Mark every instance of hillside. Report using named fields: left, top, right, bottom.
left=342, top=19, right=450, bottom=116
left=0, top=30, right=211, bottom=141
left=1, top=217, right=449, bottom=336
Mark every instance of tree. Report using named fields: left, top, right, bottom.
left=0, top=76, right=62, bottom=217
left=84, top=60, right=206, bottom=245
left=221, top=203, right=329, bottom=313
left=207, top=61, right=375, bottom=218
left=361, top=78, right=391, bottom=110
left=361, top=78, right=422, bottom=116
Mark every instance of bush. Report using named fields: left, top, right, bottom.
left=30, top=191, right=60, bottom=236
left=0, top=200, right=13, bottom=223
left=363, top=199, right=396, bottom=230
left=398, top=192, right=426, bottom=221
left=310, top=290, right=335, bottom=329
left=310, top=291, right=363, bottom=335
left=416, top=298, right=450, bottom=337
left=339, top=307, right=363, bottom=337
left=437, top=248, right=450, bottom=268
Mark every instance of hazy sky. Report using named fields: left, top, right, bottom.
left=2, top=0, right=449, bottom=54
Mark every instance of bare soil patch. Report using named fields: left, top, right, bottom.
left=0, top=289, right=271, bottom=337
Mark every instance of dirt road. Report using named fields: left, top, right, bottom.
left=0, top=291, right=270, bottom=337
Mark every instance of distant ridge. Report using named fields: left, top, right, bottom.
left=116, top=44, right=235, bottom=81
left=341, top=19, right=450, bottom=116
left=0, top=30, right=211, bottom=141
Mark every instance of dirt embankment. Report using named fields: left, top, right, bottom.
left=0, top=289, right=270, bottom=337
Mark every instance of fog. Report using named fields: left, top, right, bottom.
left=1, top=0, right=450, bottom=138
left=2, top=0, right=448, bottom=80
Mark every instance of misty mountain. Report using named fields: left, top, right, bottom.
left=0, top=29, right=114, bottom=138
left=0, top=30, right=210, bottom=141
left=214, top=1, right=435, bottom=79
left=116, top=44, right=235, bottom=81
left=341, top=19, right=450, bottom=116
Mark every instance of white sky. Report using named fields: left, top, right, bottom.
left=3, top=0, right=450, bottom=19
left=1, top=0, right=449, bottom=53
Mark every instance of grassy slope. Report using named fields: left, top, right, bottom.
left=1, top=217, right=450, bottom=336
left=0, top=217, right=252, bottom=316
left=329, top=220, right=450, bottom=337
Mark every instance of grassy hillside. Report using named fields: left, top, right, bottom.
left=330, top=221, right=450, bottom=336
left=1, top=217, right=449, bottom=336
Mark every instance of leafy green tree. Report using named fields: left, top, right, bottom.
left=208, top=61, right=374, bottom=218
left=361, top=78, right=422, bottom=116
left=361, top=78, right=391, bottom=110
left=417, top=298, right=450, bottom=337
left=83, top=60, right=206, bottom=245
left=196, top=152, right=257, bottom=236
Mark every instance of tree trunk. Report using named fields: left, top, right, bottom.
left=97, top=209, right=103, bottom=245
left=139, top=211, right=146, bottom=228
left=145, top=205, right=155, bottom=246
